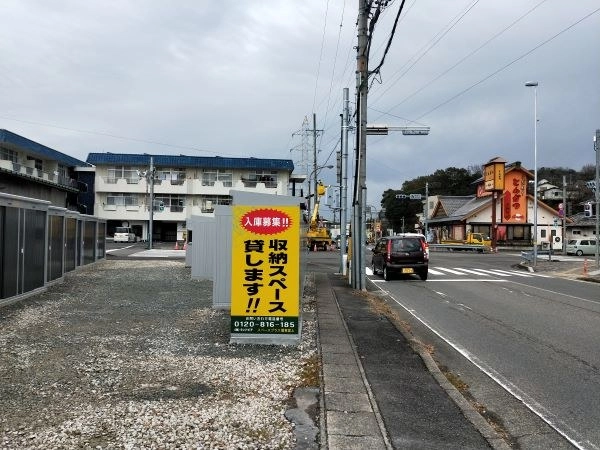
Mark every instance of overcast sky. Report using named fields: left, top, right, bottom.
left=1, top=1, right=599, bottom=211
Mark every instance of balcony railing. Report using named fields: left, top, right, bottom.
left=0, top=160, right=78, bottom=189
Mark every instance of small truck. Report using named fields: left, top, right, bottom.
left=440, top=232, right=491, bottom=247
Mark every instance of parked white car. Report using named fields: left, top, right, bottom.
left=566, top=238, right=599, bottom=256
left=113, top=227, right=136, bottom=243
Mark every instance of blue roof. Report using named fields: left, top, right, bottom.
left=0, top=129, right=90, bottom=167
left=86, top=153, right=295, bottom=171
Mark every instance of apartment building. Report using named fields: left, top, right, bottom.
left=86, top=153, right=295, bottom=242
left=0, top=129, right=89, bottom=209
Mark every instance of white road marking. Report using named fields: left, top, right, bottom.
left=369, top=281, right=592, bottom=450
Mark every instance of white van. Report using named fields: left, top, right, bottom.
left=566, top=238, right=599, bottom=256
left=113, top=226, right=136, bottom=243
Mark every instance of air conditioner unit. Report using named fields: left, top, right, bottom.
left=205, top=201, right=212, bottom=210
left=553, top=236, right=562, bottom=244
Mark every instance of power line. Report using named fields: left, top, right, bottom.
left=369, top=0, right=406, bottom=77
left=0, top=115, right=232, bottom=156
left=317, top=0, right=348, bottom=151
left=372, top=0, right=550, bottom=118
left=414, top=6, right=600, bottom=121
left=370, top=0, right=481, bottom=104
left=312, top=0, right=331, bottom=114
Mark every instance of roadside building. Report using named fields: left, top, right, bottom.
left=566, top=211, right=598, bottom=241
left=86, top=153, right=295, bottom=242
left=0, top=129, right=90, bottom=210
left=427, top=161, right=567, bottom=248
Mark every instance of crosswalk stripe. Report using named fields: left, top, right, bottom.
left=459, top=268, right=511, bottom=277
left=484, top=268, right=532, bottom=277
left=368, top=266, right=550, bottom=279
left=434, top=267, right=467, bottom=275
left=452, top=267, right=494, bottom=276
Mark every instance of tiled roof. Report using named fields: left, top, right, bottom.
left=429, top=195, right=487, bottom=223
left=436, top=196, right=475, bottom=217
left=86, top=153, right=294, bottom=171
left=0, top=129, right=90, bottom=167
left=566, top=212, right=598, bottom=227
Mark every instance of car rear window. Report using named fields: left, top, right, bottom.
left=391, top=238, right=421, bottom=252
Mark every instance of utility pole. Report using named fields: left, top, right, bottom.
left=312, top=113, right=318, bottom=212
left=148, top=156, right=155, bottom=250
left=595, top=129, right=600, bottom=267
left=424, top=182, right=429, bottom=240
left=306, top=114, right=322, bottom=216
left=341, top=87, right=350, bottom=275
left=562, top=175, right=567, bottom=255
left=353, top=0, right=369, bottom=290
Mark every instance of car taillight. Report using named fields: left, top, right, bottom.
left=421, top=241, right=429, bottom=259
left=386, top=241, right=391, bottom=262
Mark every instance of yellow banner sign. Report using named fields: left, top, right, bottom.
left=230, top=205, right=300, bottom=336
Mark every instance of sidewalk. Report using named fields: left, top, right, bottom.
left=315, top=271, right=509, bottom=450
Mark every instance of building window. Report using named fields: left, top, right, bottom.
left=243, top=170, right=278, bottom=188
left=123, top=168, right=140, bottom=184
left=106, top=166, right=143, bottom=184
left=0, top=147, right=18, bottom=163
left=27, top=156, right=43, bottom=171
left=154, top=194, right=186, bottom=212
left=202, top=169, right=233, bottom=187
left=197, top=195, right=232, bottom=212
left=107, top=193, right=138, bottom=206
left=107, top=167, right=121, bottom=183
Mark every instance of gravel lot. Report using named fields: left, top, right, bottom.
left=0, top=259, right=318, bottom=449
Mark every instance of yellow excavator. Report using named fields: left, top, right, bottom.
left=306, top=181, right=332, bottom=251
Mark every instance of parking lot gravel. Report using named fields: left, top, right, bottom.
left=0, top=259, right=318, bottom=449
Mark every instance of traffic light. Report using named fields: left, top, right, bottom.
left=583, top=202, right=593, bottom=217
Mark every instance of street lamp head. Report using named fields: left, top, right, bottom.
left=525, top=81, right=538, bottom=87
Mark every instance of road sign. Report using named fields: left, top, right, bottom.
left=409, top=194, right=422, bottom=200
left=402, top=129, right=429, bottom=135
left=395, top=194, right=407, bottom=199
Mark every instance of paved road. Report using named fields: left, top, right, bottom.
left=369, top=251, right=600, bottom=449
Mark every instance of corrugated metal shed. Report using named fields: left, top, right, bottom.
left=86, top=153, right=294, bottom=171
left=0, top=129, right=90, bottom=167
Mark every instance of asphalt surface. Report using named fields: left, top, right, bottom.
left=309, top=251, right=509, bottom=450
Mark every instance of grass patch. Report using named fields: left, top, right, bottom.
left=298, top=353, right=321, bottom=387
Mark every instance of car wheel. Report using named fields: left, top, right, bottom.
left=419, top=270, right=428, bottom=281
left=576, top=250, right=583, bottom=256
left=383, top=265, right=391, bottom=281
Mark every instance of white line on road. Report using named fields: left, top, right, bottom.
left=428, top=279, right=508, bottom=282
left=370, top=282, right=593, bottom=450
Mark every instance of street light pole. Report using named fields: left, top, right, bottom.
left=526, top=81, right=539, bottom=267
left=306, top=165, right=333, bottom=223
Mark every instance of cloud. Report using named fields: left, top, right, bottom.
left=0, top=0, right=598, bottom=210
